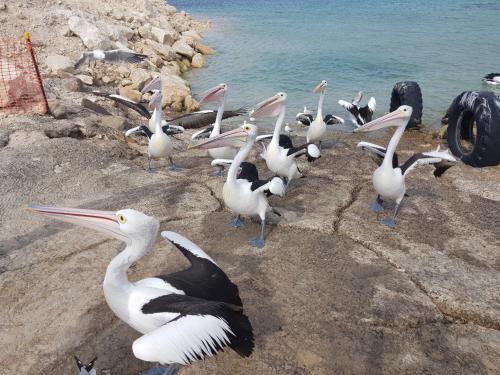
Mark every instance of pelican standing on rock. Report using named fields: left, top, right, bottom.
left=190, top=123, right=285, bottom=248
left=354, top=105, right=457, bottom=228
left=307, top=80, right=329, bottom=148
left=29, top=206, right=254, bottom=375
left=191, top=83, right=239, bottom=176
left=125, top=78, right=178, bottom=171
left=253, top=92, right=320, bottom=189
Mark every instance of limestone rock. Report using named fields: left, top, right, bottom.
left=182, top=30, right=202, bottom=41
left=195, top=42, right=214, bottom=55
left=184, top=95, right=199, bottom=112
left=129, top=68, right=151, bottom=91
left=47, top=99, right=67, bottom=119
left=118, top=66, right=130, bottom=78
left=160, top=71, right=190, bottom=109
left=145, top=39, right=177, bottom=61
left=101, top=76, right=112, bottom=84
left=151, top=25, right=178, bottom=45
left=75, top=74, right=93, bottom=85
left=173, top=40, right=194, bottom=58
left=46, top=55, right=74, bottom=74
left=68, top=16, right=114, bottom=50
left=0, top=3, right=6, bottom=11
left=191, top=53, right=204, bottom=68
left=7, top=131, right=48, bottom=148
left=63, top=78, right=82, bottom=92
left=119, top=86, right=142, bottom=103
left=99, top=116, right=127, bottom=130
left=161, top=61, right=181, bottom=76
left=104, top=23, right=134, bottom=42
left=138, top=24, right=153, bottom=40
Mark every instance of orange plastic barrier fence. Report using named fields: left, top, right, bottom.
left=0, top=33, right=48, bottom=115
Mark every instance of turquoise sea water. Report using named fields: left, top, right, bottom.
left=171, top=0, right=499, bottom=129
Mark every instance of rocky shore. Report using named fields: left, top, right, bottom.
left=1, top=1, right=500, bottom=375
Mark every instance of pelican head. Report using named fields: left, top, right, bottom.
left=313, top=80, right=328, bottom=94
left=199, top=83, right=227, bottom=104
left=141, top=76, right=162, bottom=94
left=189, top=121, right=257, bottom=150
left=250, top=92, right=287, bottom=118
left=354, top=105, right=412, bottom=133
left=28, top=205, right=159, bottom=246
left=75, top=356, right=97, bottom=375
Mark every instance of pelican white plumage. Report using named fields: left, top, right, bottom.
left=189, top=123, right=285, bottom=248
left=125, top=78, right=177, bottom=171
left=191, top=83, right=239, bottom=176
left=354, top=105, right=457, bottom=228
left=29, top=206, right=254, bottom=375
left=306, top=80, right=329, bottom=148
left=338, top=91, right=376, bottom=127
left=251, top=92, right=320, bottom=189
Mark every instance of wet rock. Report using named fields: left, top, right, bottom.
left=172, top=40, right=195, bottom=58
left=191, top=53, right=204, bottom=68
left=46, top=55, right=74, bottom=74
left=195, top=42, right=214, bottom=55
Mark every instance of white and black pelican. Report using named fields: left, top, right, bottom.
left=306, top=80, right=336, bottom=148
left=125, top=79, right=177, bottom=171
left=189, top=123, right=285, bottom=248
left=75, top=356, right=97, bottom=375
left=190, top=83, right=239, bottom=176
left=74, top=50, right=147, bottom=70
left=29, top=205, right=254, bottom=375
left=339, top=91, right=376, bottom=127
left=354, top=105, right=457, bottom=228
left=251, top=92, right=320, bottom=189
left=483, top=73, right=500, bottom=86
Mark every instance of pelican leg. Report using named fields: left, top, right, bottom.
left=146, top=157, right=154, bottom=173
left=382, top=203, right=401, bottom=229
left=318, top=141, right=322, bottom=151
left=212, top=165, right=225, bottom=177
left=140, top=364, right=180, bottom=375
left=249, top=218, right=266, bottom=249
left=370, top=195, right=384, bottom=212
left=169, top=157, right=181, bottom=171
left=229, top=215, right=244, bottom=228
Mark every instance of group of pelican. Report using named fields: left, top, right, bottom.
left=31, top=70, right=458, bottom=374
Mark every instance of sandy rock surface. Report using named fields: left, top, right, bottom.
left=1, top=116, right=500, bottom=375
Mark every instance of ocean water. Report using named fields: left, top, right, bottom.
left=171, top=0, right=499, bottom=129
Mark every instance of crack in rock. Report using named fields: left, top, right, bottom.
left=333, top=181, right=363, bottom=232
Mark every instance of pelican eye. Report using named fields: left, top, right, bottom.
left=117, top=214, right=127, bottom=224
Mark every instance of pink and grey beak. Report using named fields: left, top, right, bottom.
left=353, top=105, right=413, bottom=133
left=188, top=127, right=249, bottom=150
left=141, top=76, right=162, bottom=94
left=313, top=81, right=327, bottom=94
left=199, top=83, right=226, bottom=105
left=250, top=93, right=286, bottom=118
left=28, top=205, right=128, bottom=242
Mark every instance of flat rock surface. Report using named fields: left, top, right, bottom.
left=1, top=118, right=500, bottom=375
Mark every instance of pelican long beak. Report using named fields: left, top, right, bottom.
left=313, top=81, right=327, bottom=94
left=28, top=205, right=128, bottom=242
left=141, top=76, right=162, bottom=94
left=189, top=127, right=249, bottom=150
left=199, top=83, right=226, bottom=105
left=250, top=93, right=286, bottom=118
left=353, top=106, right=412, bottom=133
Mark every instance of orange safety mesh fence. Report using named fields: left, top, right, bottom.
left=0, top=35, right=48, bottom=115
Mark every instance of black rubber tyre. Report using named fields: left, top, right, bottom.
left=446, top=91, right=500, bottom=167
left=390, top=81, right=423, bottom=128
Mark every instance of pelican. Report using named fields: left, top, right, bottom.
left=191, top=83, right=239, bottom=176
left=306, top=80, right=329, bottom=148
left=251, top=92, right=320, bottom=189
left=29, top=205, right=254, bottom=375
left=339, top=91, right=376, bottom=127
left=75, top=356, right=97, bottom=375
left=125, top=78, right=177, bottom=171
left=189, top=123, right=285, bottom=248
left=354, top=105, right=457, bottom=228
left=483, top=73, right=500, bottom=86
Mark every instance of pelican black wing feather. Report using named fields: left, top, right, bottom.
left=278, top=134, right=294, bottom=150
left=359, top=105, right=374, bottom=123
left=157, top=242, right=243, bottom=307
left=93, top=91, right=151, bottom=119
left=237, top=162, right=259, bottom=183
left=296, top=113, right=313, bottom=125
left=484, top=73, right=500, bottom=80
left=142, top=294, right=254, bottom=358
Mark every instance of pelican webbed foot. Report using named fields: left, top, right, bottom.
left=229, top=215, right=244, bottom=228
left=381, top=218, right=397, bottom=228
left=212, top=167, right=225, bottom=177
left=249, top=238, right=265, bottom=249
left=140, top=365, right=180, bottom=375
left=370, top=195, right=384, bottom=212
left=169, top=157, right=182, bottom=171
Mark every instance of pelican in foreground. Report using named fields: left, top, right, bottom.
left=483, top=73, right=500, bottom=86
left=190, top=123, right=285, bottom=248
left=29, top=206, right=254, bottom=375
left=354, top=105, right=457, bottom=228
left=191, top=83, right=239, bottom=176
left=339, top=91, right=376, bottom=127
left=306, top=80, right=331, bottom=148
left=125, top=78, right=177, bottom=171
left=252, top=92, right=320, bottom=189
